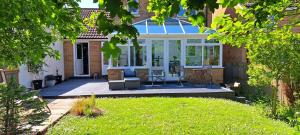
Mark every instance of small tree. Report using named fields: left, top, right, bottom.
left=0, top=79, right=49, bottom=134
left=211, top=3, right=300, bottom=116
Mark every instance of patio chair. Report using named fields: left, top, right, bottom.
left=150, top=69, right=166, bottom=86
left=175, top=65, right=184, bottom=87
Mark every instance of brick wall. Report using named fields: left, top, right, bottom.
left=89, top=41, right=102, bottom=77
left=63, top=41, right=74, bottom=80
left=136, top=68, right=149, bottom=82
left=108, top=69, right=123, bottom=80
left=184, top=68, right=224, bottom=84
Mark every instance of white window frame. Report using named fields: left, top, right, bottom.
left=129, top=40, right=147, bottom=68
left=184, top=39, right=222, bottom=68
left=111, top=44, right=129, bottom=68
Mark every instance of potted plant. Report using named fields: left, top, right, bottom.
left=27, top=61, right=44, bottom=90
left=45, top=75, right=56, bottom=87
left=55, top=69, right=62, bottom=84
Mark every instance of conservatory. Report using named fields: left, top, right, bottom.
left=105, top=18, right=223, bottom=83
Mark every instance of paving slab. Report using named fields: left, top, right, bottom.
left=31, top=99, right=77, bottom=134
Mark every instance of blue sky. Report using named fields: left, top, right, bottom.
left=78, top=0, right=98, bottom=8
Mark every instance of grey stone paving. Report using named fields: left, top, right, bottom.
left=31, top=99, right=77, bottom=134
left=40, top=79, right=234, bottom=98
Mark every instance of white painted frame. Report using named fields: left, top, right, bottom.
left=105, top=35, right=223, bottom=80
left=73, top=41, right=90, bottom=77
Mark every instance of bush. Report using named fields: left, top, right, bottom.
left=70, top=95, right=104, bottom=117
left=0, top=79, right=49, bottom=134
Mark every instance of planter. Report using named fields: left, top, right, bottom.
left=32, top=80, right=43, bottom=90
left=45, top=80, right=56, bottom=87
left=55, top=75, right=62, bottom=84
left=45, top=75, right=56, bottom=87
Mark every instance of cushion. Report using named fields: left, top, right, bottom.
left=123, top=69, right=136, bottom=77
left=124, top=77, right=140, bottom=81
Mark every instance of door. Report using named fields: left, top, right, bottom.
left=75, top=43, right=89, bottom=76
left=167, top=40, right=182, bottom=80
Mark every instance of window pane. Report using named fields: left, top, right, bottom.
left=76, top=44, right=82, bottom=59
left=128, top=0, right=139, bottom=15
left=187, top=39, right=202, bottom=44
left=112, top=46, right=128, bottom=67
left=138, top=39, right=146, bottom=44
left=186, top=46, right=202, bottom=66
left=181, top=21, right=199, bottom=33
left=204, top=46, right=220, bottom=66
left=165, top=18, right=183, bottom=33
left=177, top=6, right=185, bottom=17
left=147, top=20, right=165, bottom=34
left=130, top=46, right=147, bottom=66
left=168, top=40, right=181, bottom=75
left=134, top=21, right=146, bottom=34
left=152, top=40, right=164, bottom=67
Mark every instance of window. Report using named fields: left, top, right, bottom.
left=186, top=46, right=202, bottom=66
left=76, top=44, right=82, bottom=59
left=112, top=46, right=128, bottom=67
left=130, top=46, right=146, bottom=66
left=177, top=6, right=197, bottom=18
left=204, top=46, right=220, bottom=66
left=128, top=0, right=139, bottom=16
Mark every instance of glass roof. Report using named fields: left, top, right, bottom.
left=133, top=18, right=201, bottom=34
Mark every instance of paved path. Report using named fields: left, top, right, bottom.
left=31, top=99, right=77, bottom=134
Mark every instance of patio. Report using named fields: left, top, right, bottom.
left=40, top=79, right=234, bottom=99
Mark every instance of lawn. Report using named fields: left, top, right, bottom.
left=47, top=98, right=295, bottom=135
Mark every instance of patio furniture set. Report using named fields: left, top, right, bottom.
left=108, top=65, right=214, bottom=90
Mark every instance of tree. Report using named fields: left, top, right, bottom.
left=209, top=1, right=300, bottom=115
left=0, top=0, right=86, bottom=68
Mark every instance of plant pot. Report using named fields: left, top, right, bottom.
left=32, top=80, right=43, bottom=90
left=55, top=75, right=62, bottom=84
left=45, top=80, right=56, bottom=87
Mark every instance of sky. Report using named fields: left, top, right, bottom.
left=78, top=0, right=99, bottom=8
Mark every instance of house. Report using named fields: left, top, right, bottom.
left=18, top=0, right=246, bottom=88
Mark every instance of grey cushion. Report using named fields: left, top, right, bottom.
left=124, top=77, right=140, bottom=81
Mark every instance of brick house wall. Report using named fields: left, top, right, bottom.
left=89, top=41, right=102, bottom=77
left=63, top=40, right=102, bottom=79
left=63, top=41, right=74, bottom=80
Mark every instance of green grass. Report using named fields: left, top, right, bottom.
left=47, top=98, right=295, bottom=135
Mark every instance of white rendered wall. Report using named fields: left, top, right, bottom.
left=18, top=41, right=65, bottom=88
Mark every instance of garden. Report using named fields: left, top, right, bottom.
left=47, top=97, right=296, bottom=135
left=0, top=0, right=300, bottom=134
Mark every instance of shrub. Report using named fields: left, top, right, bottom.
left=70, top=95, right=104, bottom=117
left=0, top=79, right=49, bottom=134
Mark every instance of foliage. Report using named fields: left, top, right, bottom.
left=0, top=0, right=86, bottom=68
left=88, top=0, right=299, bottom=58
left=0, top=79, right=49, bottom=134
left=48, top=98, right=294, bottom=134
left=254, top=99, right=300, bottom=130
left=210, top=0, right=300, bottom=115
left=70, top=95, right=103, bottom=117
